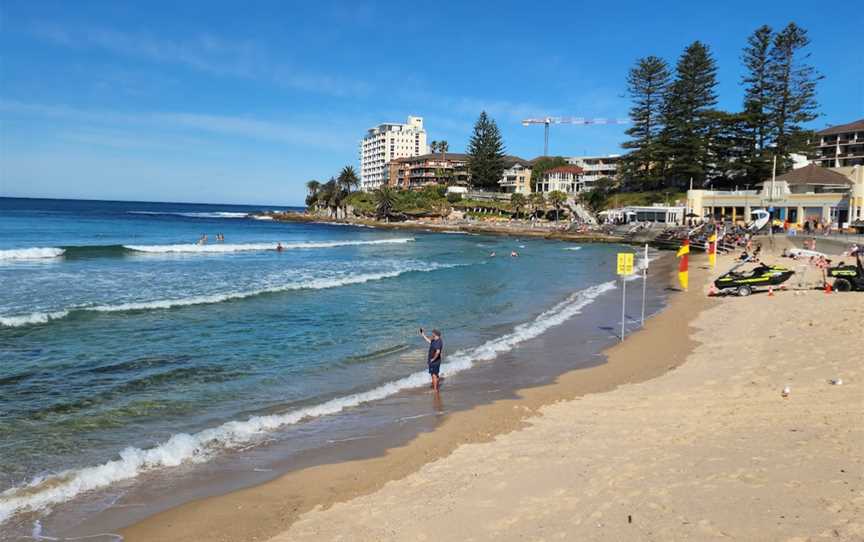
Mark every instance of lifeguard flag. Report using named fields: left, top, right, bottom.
left=677, top=239, right=690, bottom=291
left=708, top=233, right=717, bottom=268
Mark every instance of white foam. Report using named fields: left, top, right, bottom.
left=124, top=238, right=414, bottom=254
left=0, top=262, right=446, bottom=328
left=0, top=311, right=70, bottom=328
left=128, top=211, right=250, bottom=219
left=0, top=247, right=65, bottom=260
left=563, top=246, right=582, bottom=251
left=0, top=280, right=615, bottom=524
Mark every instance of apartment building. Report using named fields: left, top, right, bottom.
left=360, top=116, right=428, bottom=191
left=387, top=152, right=470, bottom=190
left=538, top=165, right=585, bottom=194
left=815, top=119, right=864, bottom=168
left=566, top=155, right=620, bottom=189
left=498, top=157, right=533, bottom=194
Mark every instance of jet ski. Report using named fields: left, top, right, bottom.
left=827, top=250, right=864, bottom=292
left=714, top=259, right=795, bottom=296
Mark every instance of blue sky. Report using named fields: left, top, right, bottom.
left=1, top=1, right=861, bottom=206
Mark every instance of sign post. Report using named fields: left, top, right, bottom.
left=617, top=252, right=635, bottom=341
left=640, top=244, right=649, bottom=327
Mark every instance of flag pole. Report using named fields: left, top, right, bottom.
left=640, top=243, right=648, bottom=327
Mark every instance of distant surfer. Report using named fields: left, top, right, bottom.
left=419, top=328, right=443, bottom=392
left=276, top=242, right=284, bottom=252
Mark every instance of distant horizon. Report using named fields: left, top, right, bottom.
left=0, top=194, right=303, bottom=209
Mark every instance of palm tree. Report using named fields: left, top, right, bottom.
left=337, top=166, right=360, bottom=194
left=374, top=186, right=396, bottom=221
left=529, top=192, right=546, bottom=220
left=548, top=190, right=567, bottom=222
left=319, top=178, right=343, bottom=218
left=510, top=193, right=527, bottom=219
left=305, top=180, right=321, bottom=209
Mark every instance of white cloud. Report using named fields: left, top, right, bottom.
left=28, top=22, right=371, bottom=98
left=0, top=99, right=356, bottom=151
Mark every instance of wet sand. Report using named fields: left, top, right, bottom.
left=116, top=254, right=708, bottom=542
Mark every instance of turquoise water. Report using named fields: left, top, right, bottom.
left=0, top=197, right=643, bottom=530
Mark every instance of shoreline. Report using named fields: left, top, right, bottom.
left=116, top=254, right=708, bottom=541
left=261, top=211, right=631, bottom=244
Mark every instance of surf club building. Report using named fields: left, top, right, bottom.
left=686, top=164, right=864, bottom=228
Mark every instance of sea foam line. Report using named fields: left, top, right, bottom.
left=124, top=238, right=414, bottom=254
left=0, top=280, right=615, bottom=524
left=0, top=247, right=65, bottom=260
left=0, top=262, right=445, bottom=329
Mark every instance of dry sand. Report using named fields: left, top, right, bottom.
left=121, top=247, right=863, bottom=542
left=274, top=258, right=863, bottom=541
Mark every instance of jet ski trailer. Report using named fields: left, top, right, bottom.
left=714, top=258, right=795, bottom=296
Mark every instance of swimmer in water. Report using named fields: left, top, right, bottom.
left=511, top=251, right=519, bottom=257
left=276, top=242, right=284, bottom=252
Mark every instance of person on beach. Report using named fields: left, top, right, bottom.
left=420, top=328, right=443, bottom=392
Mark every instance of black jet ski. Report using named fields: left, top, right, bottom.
left=714, top=259, right=794, bottom=296
left=827, top=250, right=864, bottom=292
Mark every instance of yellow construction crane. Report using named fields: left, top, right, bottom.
left=521, top=117, right=630, bottom=156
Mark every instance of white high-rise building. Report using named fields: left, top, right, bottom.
left=360, top=116, right=427, bottom=191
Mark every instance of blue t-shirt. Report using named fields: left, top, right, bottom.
left=428, top=338, right=443, bottom=363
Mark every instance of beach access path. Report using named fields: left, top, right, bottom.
left=275, top=262, right=864, bottom=541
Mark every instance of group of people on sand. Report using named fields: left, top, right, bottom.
left=196, top=233, right=225, bottom=245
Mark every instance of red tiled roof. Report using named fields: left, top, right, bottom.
left=546, top=165, right=584, bottom=175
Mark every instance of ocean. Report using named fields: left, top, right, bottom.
left=0, top=197, right=669, bottom=538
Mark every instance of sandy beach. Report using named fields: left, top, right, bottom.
left=118, top=243, right=863, bottom=542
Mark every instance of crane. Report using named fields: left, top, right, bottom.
left=521, top=117, right=630, bottom=156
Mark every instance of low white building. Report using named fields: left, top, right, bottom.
left=360, top=116, right=427, bottom=191
left=538, top=165, right=584, bottom=194
left=600, top=204, right=685, bottom=225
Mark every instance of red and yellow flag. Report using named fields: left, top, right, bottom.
left=677, top=238, right=689, bottom=291
left=707, top=232, right=717, bottom=268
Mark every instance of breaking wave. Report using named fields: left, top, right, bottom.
left=0, top=248, right=65, bottom=260
left=0, top=280, right=615, bottom=525
left=0, top=261, right=446, bottom=329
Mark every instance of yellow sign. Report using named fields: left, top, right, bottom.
left=617, top=253, right=634, bottom=275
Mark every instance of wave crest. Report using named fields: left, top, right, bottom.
left=0, top=248, right=65, bottom=260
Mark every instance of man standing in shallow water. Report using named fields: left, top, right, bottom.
left=420, top=328, right=443, bottom=392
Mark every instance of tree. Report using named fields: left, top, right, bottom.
left=466, top=111, right=506, bottom=190
left=529, top=192, right=546, bottom=219
left=660, top=41, right=719, bottom=189
left=740, top=25, right=774, bottom=182
left=704, top=110, right=753, bottom=187
left=510, top=193, right=527, bottom=218
left=529, top=156, right=568, bottom=192
left=305, top=180, right=321, bottom=208
left=766, top=23, right=822, bottom=169
left=374, top=186, right=396, bottom=221
left=337, top=166, right=360, bottom=194
left=621, top=56, right=671, bottom=190
left=580, top=177, right=614, bottom=214
left=318, top=178, right=345, bottom=218
left=548, top=190, right=567, bottom=222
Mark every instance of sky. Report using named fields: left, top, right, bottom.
left=0, top=1, right=861, bottom=206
